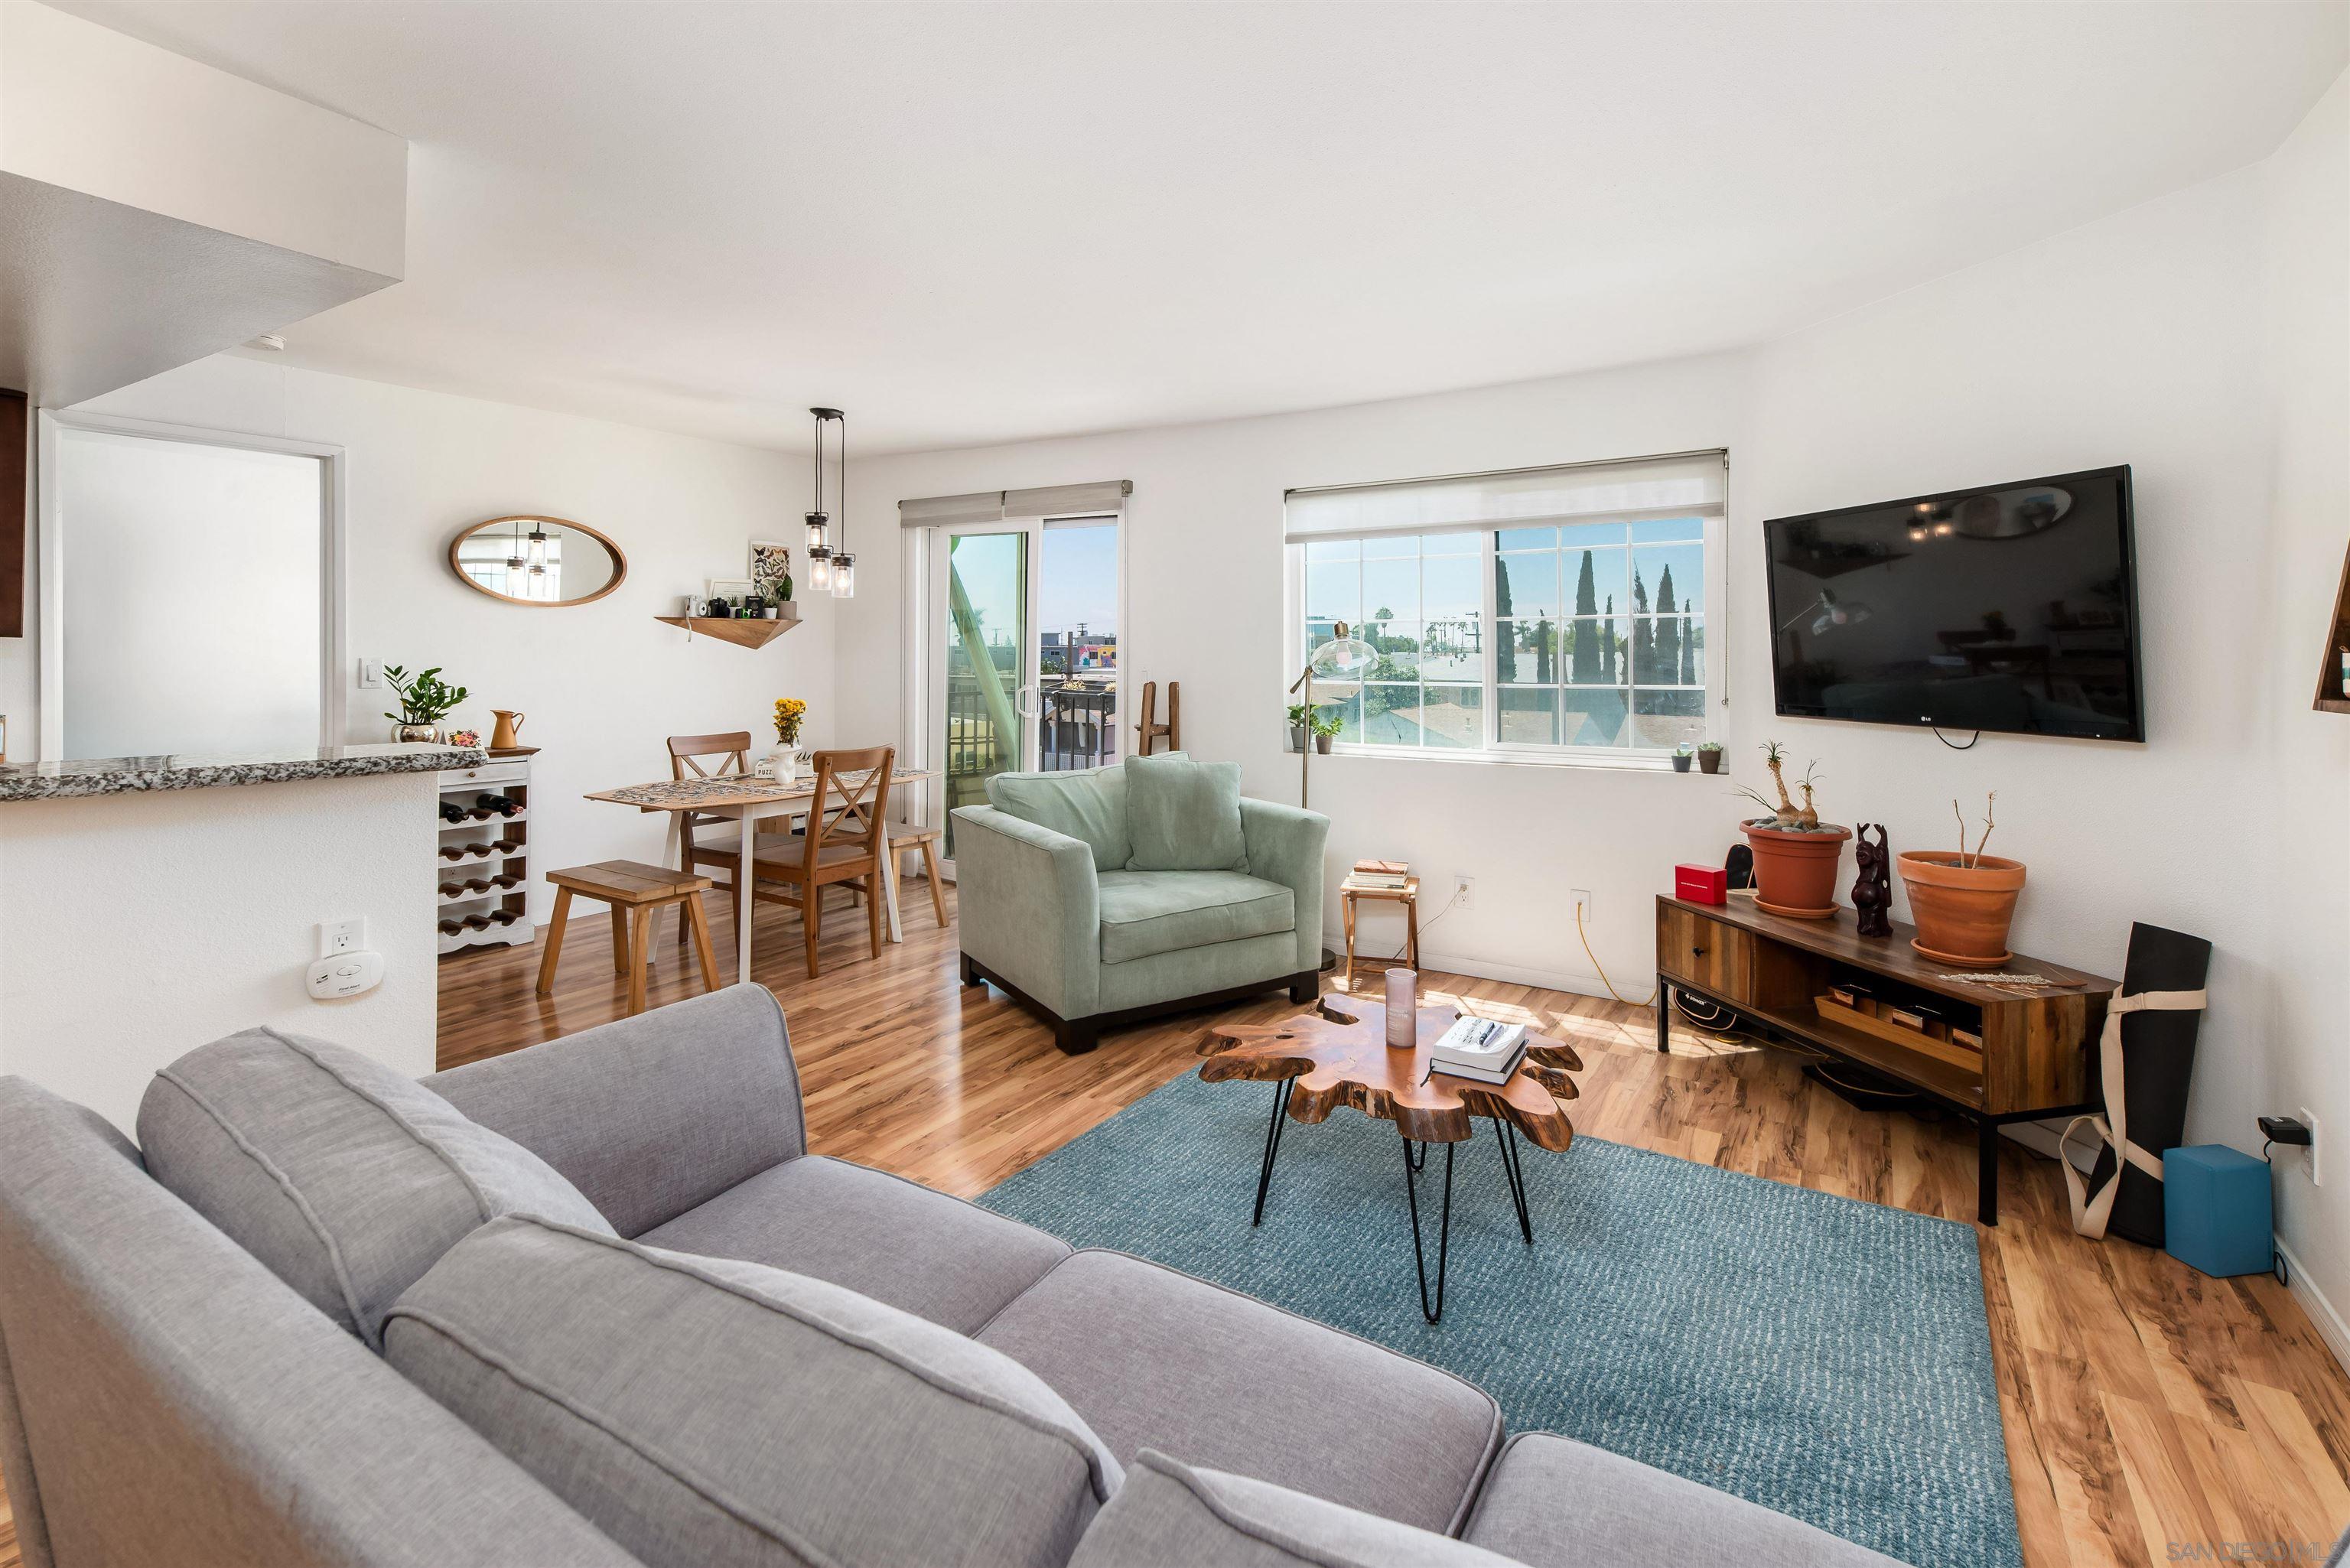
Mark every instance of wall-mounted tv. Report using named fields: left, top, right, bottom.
left=1762, top=466, right=2143, bottom=742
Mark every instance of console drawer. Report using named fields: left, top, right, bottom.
left=1658, top=906, right=1755, bottom=1004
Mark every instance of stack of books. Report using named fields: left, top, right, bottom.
left=1427, top=1015, right=1527, bottom=1085
left=1345, top=858, right=1410, bottom=892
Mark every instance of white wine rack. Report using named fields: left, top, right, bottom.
left=436, top=756, right=536, bottom=955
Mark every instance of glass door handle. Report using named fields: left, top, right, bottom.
left=1016, top=685, right=1041, bottom=718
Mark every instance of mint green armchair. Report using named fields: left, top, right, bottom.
left=953, top=763, right=1330, bottom=1053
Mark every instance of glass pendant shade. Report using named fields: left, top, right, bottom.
left=809, top=550, right=832, bottom=590
left=1306, top=621, right=1376, bottom=704
left=832, top=554, right=855, bottom=598
left=805, top=511, right=829, bottom=553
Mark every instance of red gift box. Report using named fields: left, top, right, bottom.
left=1675, top=864, right=1728, bottom=904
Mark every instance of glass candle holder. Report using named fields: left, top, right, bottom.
left=1385, top=968, right=1417, bottom=1047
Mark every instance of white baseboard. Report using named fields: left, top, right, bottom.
left=1402, top=947, right=1648, bottom=1009
left=2277, top=1237, right=2350, bottom=1378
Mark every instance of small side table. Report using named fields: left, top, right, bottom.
left=1342, top=876, right=1420, bottom=991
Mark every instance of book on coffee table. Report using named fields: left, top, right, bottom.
left=1428, top=1016, right=1527, bottom=1083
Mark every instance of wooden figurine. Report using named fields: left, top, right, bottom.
left=1852, top=822, right=1893, bottom=937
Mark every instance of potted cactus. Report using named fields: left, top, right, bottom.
left=1695, top=740, right=1725, bottom=775
left=1899, top=794, right=2025, bottom=967
left=1671, top=744, right=1694, bottom=773
left=1733, top=741, right=1850, bottom=919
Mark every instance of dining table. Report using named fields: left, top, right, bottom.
left=585, top=766, right=936, bottom=985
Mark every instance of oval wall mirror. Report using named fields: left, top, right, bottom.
left=448, top=516, right=627, bottom=606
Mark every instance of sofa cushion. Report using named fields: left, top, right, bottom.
left=1462, top=1432, right=1905, bottom=1567
left=1096, top=870, right=1297, bottom=965
left=978, top=1249, right=1501, bottom=1536
left=1069, top=1451, right=1518, bottom=1568
left=634, top=1154, right=1069, bottom=1333
left=386, top=1216, right=1118, bottom=1568
left=1123, top=753, right=1248, bottom=872
left=989, top=763, right=1134, bottom=873
left=138, top=1026, right=613, bottom=1348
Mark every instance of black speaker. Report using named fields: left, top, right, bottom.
left=2090, top=922, right=2212, bottom=1248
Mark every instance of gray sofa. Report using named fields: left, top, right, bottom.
left=954, top=755, right=1328, bottom=1053
left=0, top=984, right=1901, bottom=1567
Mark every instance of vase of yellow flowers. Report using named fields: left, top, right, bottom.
left=759, top=698, right=808, bottom=783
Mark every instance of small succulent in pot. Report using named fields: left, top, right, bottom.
left=1671, top=744, right=1694, bottom=773
left=1307, top=708, right=1343, bottom=755
left=1695, top=740, right=1725, bottom=774
left=1732, top=741, right=1850, bottom=919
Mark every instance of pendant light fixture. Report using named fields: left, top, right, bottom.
left=806, top=406, right=839, bottom=593
left=829, top=409, right=854, bottom=599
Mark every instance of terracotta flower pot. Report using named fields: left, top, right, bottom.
left=1742, top=821, right=1851, bottom=919
left=1898, top=851, right=2026, bottom=968
left=1696, top=749, right=1723, bottom=774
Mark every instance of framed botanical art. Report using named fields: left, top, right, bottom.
left=750, top=541, right=793, bottom=602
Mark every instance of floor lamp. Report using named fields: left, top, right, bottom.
left=1287, top=621, right=1375, bottom=813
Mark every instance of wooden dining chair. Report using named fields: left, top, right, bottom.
left=665, top=730, right=767, bottom=945
left=746, top=746, right=893, bottom=979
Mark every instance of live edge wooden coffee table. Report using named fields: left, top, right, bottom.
left=1199, top=997, right=1582, bottom=1322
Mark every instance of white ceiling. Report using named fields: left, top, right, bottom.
left=56, top=1, right=2350, bottom=455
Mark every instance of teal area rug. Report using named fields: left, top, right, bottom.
left=980, top=1069, right=2017, bottom=1567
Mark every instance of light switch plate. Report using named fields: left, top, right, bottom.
left=320, top=918, right=366, bottom=958
left=359, top=659, right=384, bottom=689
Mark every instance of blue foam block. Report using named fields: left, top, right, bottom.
left=2163, top=1144, right=2274, bottom=1279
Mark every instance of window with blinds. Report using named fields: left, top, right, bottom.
left=1285, top=451, right=1726, bottom=760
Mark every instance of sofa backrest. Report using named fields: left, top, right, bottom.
left=0, top=1075, right=642, bottom=1568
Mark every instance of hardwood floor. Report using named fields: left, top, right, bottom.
left=3, top=881, right=2336, bottom=1566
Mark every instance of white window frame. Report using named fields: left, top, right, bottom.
left=1284, top=494, right=1727, bottom=771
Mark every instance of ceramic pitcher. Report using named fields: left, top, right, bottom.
left=488, top=710, right=526, bottom=750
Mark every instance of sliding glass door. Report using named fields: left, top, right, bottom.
left=926, top=513, right=1122, bottom=865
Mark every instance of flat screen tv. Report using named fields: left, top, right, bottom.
left=1762, top=466, right=2143, bottom=741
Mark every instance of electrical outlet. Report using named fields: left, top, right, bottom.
left=1570, top=889, right=1593, bottom=926
left=319, top=918, right=366, bottom=959
left=2305, top=1107, right=2323, bottom=1187
left=1453, top=874, right=1474, bottom=909
left=358, top=659, right=384, bottom=690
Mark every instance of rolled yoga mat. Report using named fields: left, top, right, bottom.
left=2093, top=922, right=2213, bottom=1249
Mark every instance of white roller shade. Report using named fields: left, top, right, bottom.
left=898, top=492, right=1004, bottom=529
left=1284, top=451, right=1726, bottom=545
left=900, top=480, right=1132, bottom=528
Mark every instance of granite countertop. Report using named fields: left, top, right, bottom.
left=0, top=743, right=489, bottom=802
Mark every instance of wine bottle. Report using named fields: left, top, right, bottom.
left=477, top=793, right=520, bottom=818
left=438, top=799, right=467, bottom=824
left=438, top=919, right=463, bottom=936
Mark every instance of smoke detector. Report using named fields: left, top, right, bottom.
left=244, top=333, right=287, bottom=352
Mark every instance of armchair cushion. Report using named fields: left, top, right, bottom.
left=1123, top=753, right=1248, bottom=873
left=138, top=1027, right=612, bottom=1348
left=988, top=763, right=1134, bottom=872
left=1096, top=871, right=1295, bottom=965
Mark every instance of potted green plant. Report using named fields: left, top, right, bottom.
left=1286, top=702, right=1312, bottom=753
left=1899, top=794, right=2025, bottom=967
left=1695, top=740, right=1725, bottom=775
left=1307, top=709, right=1342, bottom=755
left=384, top=665, right=467, bottom=743
left=1671, top=744, right=1694, bottom=773
left=1733, top=741, right=1850, bottom=919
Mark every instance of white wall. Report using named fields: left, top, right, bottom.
left=838, top=77, right=2347, bottom=1293
left=2253, top=73, right=2350, bottom=1339
left=6, top=355, right=829, bottom=922
left=0, top=771, right=438, bottom=1134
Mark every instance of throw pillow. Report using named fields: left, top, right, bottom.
left=988, top=763, right=1138, bottom=872
left=139, top=1026, right=614, bottom=1348
left=1122, top=753, right=1247, bottom=872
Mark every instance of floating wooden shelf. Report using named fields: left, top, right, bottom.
left=2316, top=541, right=2350, bottom=714
left=655, top=615, right=801, bottom=649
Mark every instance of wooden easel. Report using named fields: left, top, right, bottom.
left=1134, top=681, right=1180, bottom=755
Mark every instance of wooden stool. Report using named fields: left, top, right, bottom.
left=884, top=818, right=949, bottom=926
left=1342, top=875, right=1420, bottom=993
left=538, top=860, right=719, bottom=1016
